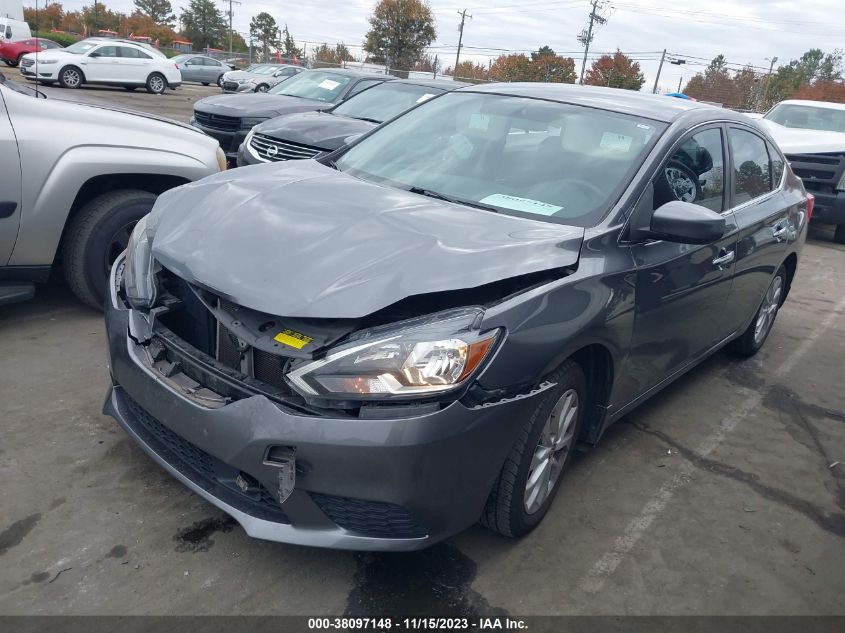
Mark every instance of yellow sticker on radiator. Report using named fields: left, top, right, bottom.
left=273, top=329, right=314, bottom=350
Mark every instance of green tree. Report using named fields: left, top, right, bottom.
left=180, top=0, right=227, bottom=51
left=249, top=11, right=277, bottom=62
left=280, top=24, right=303, bottom=59
left=584, top=50, right=645, bottom=90
left=683, top=54, right=738, bottom=105
left=133, top=0, right=174, bottom=26
left=312, top=43, right=355, bottom=67
left=531, top=45, right=556, bottom=61
left=528, top=50, right=577, bottom=83
left=363, top=0, right=436, bottom=72
left=448, top=59, right=488, bottom=83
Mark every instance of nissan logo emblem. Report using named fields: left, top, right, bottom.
left=266, top=145, right=279, bottom=158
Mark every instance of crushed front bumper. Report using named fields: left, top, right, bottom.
left=103, top=258, right=549, bottom=550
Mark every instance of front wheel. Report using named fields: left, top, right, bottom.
left=255, top=83, right=269, bottom=93
left=62, top=190, right=157, bottom=310
left=732, top=266, right=786, bottom=356
left=481, top=359, right=586, bottom=538
left=216, top=74, right=224, bottom=88
left=145, top=72, right=167, bottom=95
left=201, top=81, right=210, bottom=86
left=12, top=54, right=23, bottom=67
left=834, top=224, right=845, bottom=245
left=59, top=65, right=83, bottom=89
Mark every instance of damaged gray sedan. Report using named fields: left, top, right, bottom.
left=104, top=84, right=809, bottom=550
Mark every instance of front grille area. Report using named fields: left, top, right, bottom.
left=310, top=493, right=427, bottom=539
left=121, top=391, right=290, bottom=524
left=222, top=81, right=239, bottom=92
left=249, top=133, right=323, bottom=162
left=194, top=110, right=241, bottom=131
left=20, top=57, right=34, bottom=68
left=785, top=152, right=845, bottom=194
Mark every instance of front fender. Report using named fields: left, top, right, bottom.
left=10, top=145, right=217, bottom=266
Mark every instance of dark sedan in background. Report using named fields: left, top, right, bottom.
left=192, top=68, right=390, bottom=159
left=237, top=78, right=467, bottom=166
left=107, top=84, right=809, bottom=550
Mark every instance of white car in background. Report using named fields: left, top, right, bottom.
left=19, top=37, right=181, bottom=94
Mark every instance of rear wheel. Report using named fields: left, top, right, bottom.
left=62, top=190, right=157, bottom=310
left=834, top=224, right=845, bottom=245
left=481, top=359, right=586, bottom=538
left=58, top=65, right=83, bottom=89
left=145, top=72, right=167, bottom=95
left=732, top=266, right=786, bottom=357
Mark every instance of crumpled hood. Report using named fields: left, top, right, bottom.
left=760, top=119, right=845, bottom=154
left=253, top=111, right=376, bottom=151
left=195, top=93, right=328, bottom=118
left=150, top=161, right=584, bottom=319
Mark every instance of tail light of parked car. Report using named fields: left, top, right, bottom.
left=806, top=193, right=815, bottom=220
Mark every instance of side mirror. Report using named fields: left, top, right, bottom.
left=89, top=52, right=100, bottom=58
left=649, top=201, right=726, bottom=245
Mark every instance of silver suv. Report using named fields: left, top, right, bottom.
left=0, top=74, right=224, bottom=307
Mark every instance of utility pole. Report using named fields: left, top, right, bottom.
left=677, top=76, right=682, bottom=92
left=578, top=0, right=607, bottom=85
left=454, top=9, right=472, bottom=75
left=652, top=49, right=666, bottom=93
left=222, top=0, right=241, bottom=57
left=759, top=56, right=778, bottom=110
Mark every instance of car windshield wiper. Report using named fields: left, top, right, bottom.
left=351, top=116, right=381, bottom=124
left=407, top=187, right=498, bottom=213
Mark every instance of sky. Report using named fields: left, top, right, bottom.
left=38, top=0, right=845, bottom=92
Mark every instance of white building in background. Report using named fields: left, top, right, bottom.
left=0, top=0, right=23, bottom=21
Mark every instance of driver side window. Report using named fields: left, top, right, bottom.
left=653, top=127, right=725, bottom=213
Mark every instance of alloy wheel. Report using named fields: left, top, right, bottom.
left=149, top=75, right=165, bottom=93
left=754, top=275, right=783, bottom=345
left=524, top=389, right=579, bottom=514
left=62, top=68, right=81, bottom=87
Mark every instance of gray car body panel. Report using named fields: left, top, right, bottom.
left=149, top=160, right=585, bottom=318
left=195, top=92, right=327, bottom=119
left=0, top=81, right=220, bottom=267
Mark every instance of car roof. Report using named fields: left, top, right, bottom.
left=776, top=99, right=845, bottom=112
left=389, top=78, right=471, bottom=90
left=309, top=67, right=389, bottom=80
left=459, top=82, right=744, bottom=123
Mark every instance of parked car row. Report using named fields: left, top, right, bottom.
left=220, top=63, right=305, bottom=93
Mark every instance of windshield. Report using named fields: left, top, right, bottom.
left=269, top=71, right=352, bottom=102
left=63, top=40, right=98, bottom=55
left=765, top=104, right=845, bottom=133
left=334, top=92, right=665, bottom=226
left=171, top=54, right=191, bottom=63
left=252, top=65, right=282, bottom=75
left=332, top=82, right=446, bottom=123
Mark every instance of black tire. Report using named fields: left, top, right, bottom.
left=481, top=359, right=587, bottom=538
left=732, top=266, right=787, bottom=357
left=145, top=72, right=167, bottom=95
left=655, top=160, right=701, bottom=206
left=11, top=54, right=23, bottom=67
left=255, top=83, right=269, bottom=93
left=58, top=65, right=84, bottom=89
left=201, top=81, right=210, bottom=86
left=62, top=190, right=157, bottom=310
left=834, top=224, right=845, bottom=245
left=216, top=74, right=224, bottom=88
left=123, top=85, right=138, bottom=91
left=3, top=59, right=13, bottom=67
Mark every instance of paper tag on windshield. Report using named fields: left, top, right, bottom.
left=469, top=113, right=490, bottom=131
left=600, top=132, right=633, bottom=152
left=416, top=93, right=436, bottom=103
left=480, top=194, right=562, bottom=216
left=318, top=79, right=340, bottom=90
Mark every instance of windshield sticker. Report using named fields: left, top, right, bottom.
left=416, top=93, right=436, bottom=103
left=469, top=113, right=490, bottom=131
left=480, top=194, right=563, bottom=216
left=600, top=132, right=633, bottom=152
left=318, top=79, right=340, bottom=90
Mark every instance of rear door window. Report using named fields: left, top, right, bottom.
left=729, top=127, right=773, bottom=205
left=767, top=141, right=785, bottom=187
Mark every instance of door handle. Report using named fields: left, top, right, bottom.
left=772, top=223, right=788, bottom=241
left=712, top=250, right=735, bottom=268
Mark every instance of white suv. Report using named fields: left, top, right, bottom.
left=19, top=38, right=181, bottom=94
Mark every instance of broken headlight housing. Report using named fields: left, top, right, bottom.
left=287, top=308, right=500, bottom=399
left=123, top=212, right=160, bottom=309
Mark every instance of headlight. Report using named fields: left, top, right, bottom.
left=837, top=169, right=845, bottom=192
left=238, top=78, right=252, bottom=84
left=287, top=308, right=500, bottom=399
left=240, top=117, right=268, bottom=129
left=37, top=59, right=58, bottom=65
left=216, top=146, right=227, bottom=171
left=123, top=213, right=160, bottom=309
